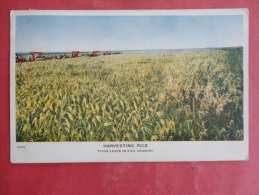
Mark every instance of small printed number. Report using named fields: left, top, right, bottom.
left=17, top=146, right=26, bottom=148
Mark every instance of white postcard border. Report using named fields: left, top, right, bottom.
left=10, top=9, right=249, bottom=163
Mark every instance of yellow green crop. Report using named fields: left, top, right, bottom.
left=16, top=49, right=243, bottom=142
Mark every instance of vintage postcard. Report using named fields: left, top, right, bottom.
left=10, top=9, right=248, bottom=163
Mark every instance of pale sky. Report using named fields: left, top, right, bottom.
left=16, top=15, right=243, bottom=52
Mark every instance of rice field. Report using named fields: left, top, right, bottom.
left=15, top=48, right=244, bottom=142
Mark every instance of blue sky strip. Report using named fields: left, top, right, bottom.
left=16, top=15, right=243, bottom=52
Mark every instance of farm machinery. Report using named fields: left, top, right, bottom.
left=16, top=50, right=123, bottom=63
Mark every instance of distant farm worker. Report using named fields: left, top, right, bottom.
left=35, top=53, right=39, bottom=61
left=29, top=54, right=33, bottom=61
